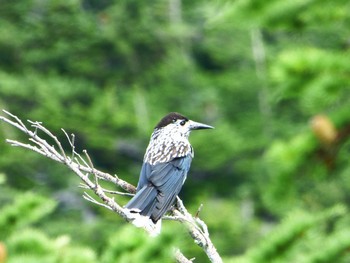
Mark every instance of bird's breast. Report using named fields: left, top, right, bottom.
left=144, top=139, right=193, bottom=165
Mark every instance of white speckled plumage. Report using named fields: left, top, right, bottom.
left=144, top=124, right=193, bottom=165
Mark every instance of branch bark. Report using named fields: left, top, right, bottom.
left=0, top=110, right=222, bottom=263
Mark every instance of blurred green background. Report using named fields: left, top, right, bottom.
left=1, top=0, right=350, bottom=262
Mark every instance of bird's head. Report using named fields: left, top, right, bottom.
left=154, top=112, right=214, bottom=139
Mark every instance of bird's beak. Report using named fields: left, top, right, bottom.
left=189, top=120, right=214, bottom=130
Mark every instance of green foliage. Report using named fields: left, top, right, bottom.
left=231, top=205, right=349, bottom=263
left=7, top=229, right=97, bottom=263
left=263, top=132, right=316, bottom=214
left=0, top=192, right=56, bottom=239
left=303, top=230, right=350, bottom=263
left=101, top=225, right=179, bottom=263
left=8, top=229, right=54, bottom=257
left=213, top=0, right=350, bottom=29
left=271, top=47, right=350, bottom=114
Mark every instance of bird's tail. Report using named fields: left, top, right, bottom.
left=125, top=185, right=158, bottom=216
left=124, top=185, right=161, bottom=236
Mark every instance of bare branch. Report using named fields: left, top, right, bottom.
left=0, top=110, right=222, bottom=263
left=79, top=183, right=134, bottom=197
left=1, top=110, right=28, bottom=132
left=174, top=248, right=194, bottom=263
left=173, top=198, right=222, bottom=263
left=28, top=120, right=67, bottom=160
left=83, top=192, right=113, bottom=211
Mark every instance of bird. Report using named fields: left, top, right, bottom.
left=124, top=112, right=213, bottom=235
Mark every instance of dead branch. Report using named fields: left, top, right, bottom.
left=0, top=110, right=222, bottom=263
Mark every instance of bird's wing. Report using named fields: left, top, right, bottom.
left=148, top=155, right=192, bottom=187
left=127, top=155, right=192, bottom=222
left=147, top=154, right=192, bottom=221
left=136, top=161, right=152, bottom=191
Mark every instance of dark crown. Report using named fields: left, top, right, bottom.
left=155, top=112, right=189, bottom=129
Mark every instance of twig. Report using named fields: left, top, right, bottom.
left=83, top=192, right=113, bottom=211
left=79, top=183, right=134, bottom=197
left=61, top=129, right=76, bottom=162
left=195, top=204, right=203, bottom=218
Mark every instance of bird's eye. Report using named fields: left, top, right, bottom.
left=180, top=120, right=186, bottom=126
left=172, top=118, right=177, bottom=123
